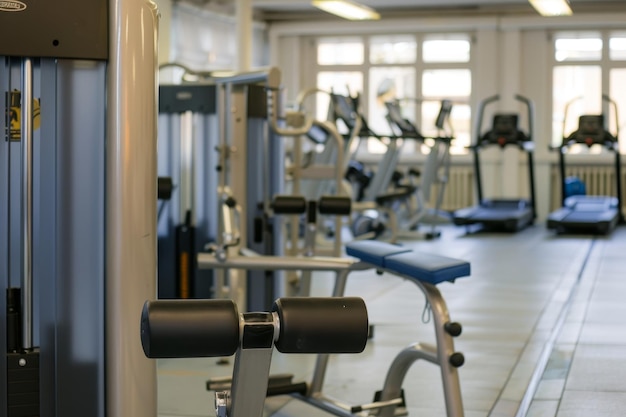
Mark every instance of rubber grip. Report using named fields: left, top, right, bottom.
left=141, top=299, right=240, bottom=358
left=272, top=297, right=368, bottom=354
left=318, top=196, right=351, bottom=216
left=272, top=195, right=307, bottom=214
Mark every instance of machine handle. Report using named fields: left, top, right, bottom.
left=140, top=299, right=240, bottom=358
left=474, top=94, right=500, bottom=146
left=272, top=297, right=368, bottom=354
left=515, top=94, right=535, bottom=142
left=603, top=94, right=620, bottom=137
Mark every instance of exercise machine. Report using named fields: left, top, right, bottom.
left=199, top=236, right=470, bottom=417
left=453, top=95, right=537, bottom=232
left=141, top=297, right=369, bottom=417
left=292, top=88, right=361, bottom=204
left=158, top=80, right=218, bottom=299
left=1, top=1, right=158, bottom=416
left=324, top=92, right=422, bottom=241
left=381, top=98, right=455, bottom=239
left=206, top=72, right=356, bottom=306
left=547, top=95, right=624, bottom=234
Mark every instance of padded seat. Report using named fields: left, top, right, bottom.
left=385, top=252, right=470, bottom=285
left=346, top=240, right=470, bottom=285
left=345, top=240, right=411, bottom=268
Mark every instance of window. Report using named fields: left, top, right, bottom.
left=314, top=33, right=472, bottom=156
left=317, top=37, right=364, bottom=65
left=554, top=33, right=602, bottom=62
left=421, top=69, right=471, bottom=149
left=552, top=65, right=602, bottom=147
left=423, top=35, right=470, bottom=63
left=552, top=31, right=626, bottom=153
left=370, top=35, right=417, bottom=64
left=609, top=32, right=626, bottom=61
left=316, top=71, right=363, bottom=133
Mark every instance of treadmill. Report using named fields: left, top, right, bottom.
left=547, top=95, right=623, bottom=234
left=453, top=94, right=536, bottom=232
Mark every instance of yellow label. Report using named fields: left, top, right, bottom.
left=8, top=90, right=41, bottom=141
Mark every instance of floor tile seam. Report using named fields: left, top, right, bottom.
left=485, top=268, right=572, bottom=417
left=521, top=239, right=601, bottom=417
left=560, top=387, right=626, bottom=395
left=496, top=239, right=596, bottom=417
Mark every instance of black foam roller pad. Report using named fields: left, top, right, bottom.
left=272, top=297, right=368, bottom=354
left=141, top=299, right=240, bottom=358
left=318, top=196, right=352, bottom=215
left=272, top=196, right=307, bottom=214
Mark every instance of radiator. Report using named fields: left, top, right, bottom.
left=428, top=165, right=474, bottom=211
left=550, top=165, right=624, bottom=211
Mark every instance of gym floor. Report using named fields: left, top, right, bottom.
left=156, top=224, right=626, bottom=417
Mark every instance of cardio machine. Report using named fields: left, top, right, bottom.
left=383, top=98, right=454, bottom=238
left=453, top=95, right=537, bottom=232
left=546, top=95, right=624, bottom=234
left=325, top=92, right=417, bottom=240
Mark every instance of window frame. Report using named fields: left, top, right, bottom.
left=310, top=32, right=474, bottom=159
left=551, top=30, right=626, bottom=154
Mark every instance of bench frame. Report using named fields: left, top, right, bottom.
left=200, top=241, right=469, bottom=417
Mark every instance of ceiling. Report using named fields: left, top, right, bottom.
left=244, top=0, right=626, bottom=21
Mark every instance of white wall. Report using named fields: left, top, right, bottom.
left=153, top=0, right=269, bottom=72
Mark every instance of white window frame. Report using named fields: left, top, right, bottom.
left=551, top=30, right=626, bottom=154
left=310, top=32, right=474, bottom=160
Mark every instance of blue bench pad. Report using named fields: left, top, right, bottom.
left=385, top=252, right=470, bottom=285
left=345, top=240, right=411, bottom=268
left=346, top=240, right=470, bottom=285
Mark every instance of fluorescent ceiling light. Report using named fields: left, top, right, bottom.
left=529, top=0, right=573, bottom=16
left=312, top=0, right=380, bottom=21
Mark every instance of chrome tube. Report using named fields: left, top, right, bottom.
left=106, top=0, right=159, bottom=416
left=21, top=58, right=33, bottom=350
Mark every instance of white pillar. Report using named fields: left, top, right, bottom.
left=236, top=0, right=253, bottom=71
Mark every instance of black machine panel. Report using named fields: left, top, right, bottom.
left=159, top=85, right=217, bottom=114
left=0, top=0, right=108, bottom=60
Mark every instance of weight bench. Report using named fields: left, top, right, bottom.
left=200, top=239, right=470, bottom=417
left=142, top=297, right=369, bottom=417
left=315, top=240, right=469, bottom=417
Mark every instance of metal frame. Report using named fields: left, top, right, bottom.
left=200, top=249, right=465, bottom=417
left=1, top=1, right=159, bottom=416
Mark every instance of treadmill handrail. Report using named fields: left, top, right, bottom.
left=515, top=94, right=534, bottom=144
left=473, top=94, right=500, bottom=146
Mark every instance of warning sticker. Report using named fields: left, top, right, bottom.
left=7, top=90, right=40, bottom=141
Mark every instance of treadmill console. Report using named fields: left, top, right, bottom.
left=332, top=93, right=379, bottom=138
left=566, top=115, right=617, bottom=147
left=385, top=100, right=422, bottom=139
left=434, top=99, right=453, bottom=130
left=331, top=94, right=357, bottom=128
left=481, top=114, right=528, bottom=148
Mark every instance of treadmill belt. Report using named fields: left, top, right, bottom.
left=469, top=208, right=528, bottom=221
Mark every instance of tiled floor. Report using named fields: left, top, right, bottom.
left=157, top=225, right=626, bottom=417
